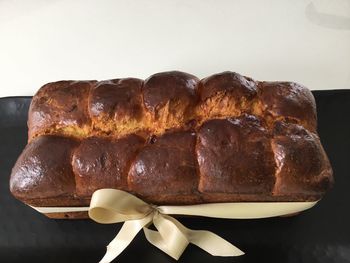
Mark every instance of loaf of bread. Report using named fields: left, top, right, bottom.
left=10, top=71, right=333, bottom=218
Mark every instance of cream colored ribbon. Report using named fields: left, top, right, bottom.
left=30, top=189, right=318, bottom=263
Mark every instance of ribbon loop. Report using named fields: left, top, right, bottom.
left=89, top=189, right=152, bottom=224
left=149, top=212, right=190, bottom=260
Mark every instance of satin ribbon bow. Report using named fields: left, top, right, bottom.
left=29, top=189, right=318, bottom=262
left=88, top=189, right=244, bottom=263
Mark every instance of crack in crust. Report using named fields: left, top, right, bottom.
left=27, top=71, right=317, bottom=141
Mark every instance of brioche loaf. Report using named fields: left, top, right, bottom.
left=10, top=71, right=333, bottom=218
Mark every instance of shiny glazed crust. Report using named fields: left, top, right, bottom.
left=10, top=71, right=333, bottom=217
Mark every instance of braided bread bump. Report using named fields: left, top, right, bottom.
left=9, top=135, right=81, bottom=206
left=27, top=80, right=96, bottom=140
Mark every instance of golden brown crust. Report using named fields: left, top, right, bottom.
left=10, top=71, right=333, bottom=212
left=143, top=71, right=198, bottom=114
left=10, top=135, right=79, bottom=201
left=128, top=131, right=201, bottom=204
left=258, top=81, right=317, bottom=131
left=72, top=135, right=145, bottom=197
left=89, top=78, right=145, bottom=136
left=271, top=122, right=333, bottom=197
left=28, top=80, right=96, bottom=139
left=26, top=72, right=317, bottom=140
left=143, top=71, right=199, bottom=133
left=197, top=72, right=257, bottom=120
left=197, top=115, right=276, bottom=200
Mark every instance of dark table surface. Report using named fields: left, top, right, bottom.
left=0, top=91, right=349, bottom=263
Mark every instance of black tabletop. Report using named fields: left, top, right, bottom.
left=0, top=91, right=349, bottom=263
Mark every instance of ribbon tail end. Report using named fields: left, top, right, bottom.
left=98, top=246, right=119, bottom=263
left=234, top=248, right=245, bottom=257
left=218, top=248, right=245, bottom=257
left=223, top=246, right=245, bottom=257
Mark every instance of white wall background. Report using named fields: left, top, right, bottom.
left=0, top=0, right=349, bottom=96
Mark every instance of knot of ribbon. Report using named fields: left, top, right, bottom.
left=88, top=189, right=244, bottom=263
